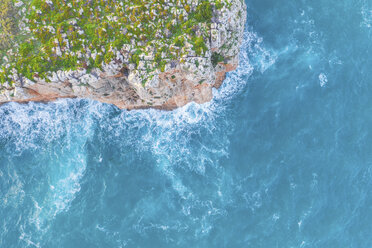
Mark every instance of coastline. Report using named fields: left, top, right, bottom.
left=0, top=0, right=247, bottom=110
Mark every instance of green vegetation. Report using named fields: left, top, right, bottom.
left=0, top=0, right=17, bottom=50
left=211, top=52, right=225, bottom=67
left=0, top=0, right=228, bottom=86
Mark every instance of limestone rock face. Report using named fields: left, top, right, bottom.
left=0, top=0, right=247, bottom=110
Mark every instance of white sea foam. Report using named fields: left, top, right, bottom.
left=319, top=73, right=328, bottom=87
left=19, top=226, right=40, bottom=248
left=0, top=99, right=103, bottom=245
left=0, top=26, right=277, bottom=242
left=97, top=26, right=264, bottom=201
left=361, top=5, right=372, bottom=29
left=107, top=26, right=276, bottom=239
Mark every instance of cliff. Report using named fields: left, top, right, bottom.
left=0, top=0, right=246, bottom=110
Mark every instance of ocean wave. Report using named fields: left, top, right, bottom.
left=0, top=26, right=277, bottom=246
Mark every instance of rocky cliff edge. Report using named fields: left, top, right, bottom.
left=0, top=0, right=246, bottom=110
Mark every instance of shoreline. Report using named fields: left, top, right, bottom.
left=0, top=0, right=247, bottom=110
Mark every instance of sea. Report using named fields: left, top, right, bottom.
left=1, top=0, right=372, bottom=247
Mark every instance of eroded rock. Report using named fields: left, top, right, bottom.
left=0, top=0, right=247, bottom=110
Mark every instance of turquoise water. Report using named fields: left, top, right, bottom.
left=1, top=0, right=372, bottom=247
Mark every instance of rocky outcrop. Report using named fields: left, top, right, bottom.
left=0, top=0, right=246, bottom=110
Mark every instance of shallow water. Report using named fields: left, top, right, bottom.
left=1, top=0, right=372, bottom=247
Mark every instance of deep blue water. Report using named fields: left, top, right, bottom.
left=1, top=0, right=372, bottom=247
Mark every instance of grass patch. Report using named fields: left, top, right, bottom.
left=0, top=0, right=229, bottom=86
